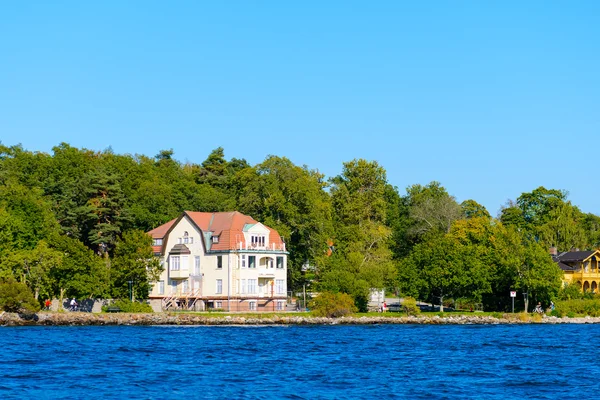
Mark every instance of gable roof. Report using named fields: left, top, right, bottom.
left=148, top=218, right=177, bottom=239
left=556, top=251, right=597, bottom=263
left=147, top=211, right=285, bottom=252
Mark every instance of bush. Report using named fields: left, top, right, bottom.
left=550, top=309, right=562, bottom=318
left=102, top=299, right=153, bottom=313
left=401, top=297, right=420, bottom=316
left=555, top=299, right=600, bottom=317
left=309, top=292, right=358, bottom=318
left=0, top=279, right=40, bottom=313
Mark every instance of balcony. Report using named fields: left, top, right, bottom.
left=237, top=242, right=286, bottom=252
left=258, top=269, right=275, bottom=278
left=572, top=270, right=600, bottom=280
left=169, top=269, right=190, bottom=279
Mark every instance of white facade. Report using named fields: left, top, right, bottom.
left=149, top=212, right=288, bottom=312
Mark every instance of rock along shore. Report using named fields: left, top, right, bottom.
left=2, top=312, right=600, bottom=326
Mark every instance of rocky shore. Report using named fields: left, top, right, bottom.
left=2, top=312, right=600, bottom=326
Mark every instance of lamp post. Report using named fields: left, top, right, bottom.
left=128, top=280, right=133, bottom=302
left=522, top=291, right=528, bottom=313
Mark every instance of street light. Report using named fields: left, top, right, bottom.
left=522, top=291, right=528, bottom=313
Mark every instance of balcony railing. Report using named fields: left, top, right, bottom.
left=237, top=242, right=286, bottom=252
left=169, top=269, right=190, bottom=279
left=572, top=271, right=600, bottom=280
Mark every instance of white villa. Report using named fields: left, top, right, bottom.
left=147, top=211, right=288, bottom=312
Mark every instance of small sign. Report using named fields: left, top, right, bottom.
left=510, top=291, right=516, bottom=298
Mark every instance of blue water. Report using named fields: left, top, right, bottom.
left=1, top=324, right=599, bottom=399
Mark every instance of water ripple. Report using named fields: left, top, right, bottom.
left=1, top=325, right=600, bottom=399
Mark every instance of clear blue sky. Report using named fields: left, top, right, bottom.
left=1, top=1, right=599, bottom=216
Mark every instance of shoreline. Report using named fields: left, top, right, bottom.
left=2, top=312, right=600, bottom=326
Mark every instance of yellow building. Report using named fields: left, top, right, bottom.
left=552, top=248, right=600, bottom=292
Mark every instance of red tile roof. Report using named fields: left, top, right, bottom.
left=148, top=218, right=177, bottom=239
left=147, top=211, right=285, bottom=252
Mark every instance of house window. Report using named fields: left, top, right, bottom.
left=268, top=258, right=274, bottom=269
left=215, top=301, right=222, bottom=309
left=212, top=235, right=219, bottom=243
left=180, top=255, right=188, bottom=270
left=183, top=231, right=189, bottom=244
left=217, top=256, right=223, bottom=269
left=153, top=238, right=163, bottom=246
left=277, top=256, right=284, bottom=269
left=276, top=279, right=285, bottom=295
left=182, top=280, right=189, bottom=293
left=170, top=256, right=180, bottom=271
left=249, top=301, right=257, bottom=311
left=241, top=255, right=246, bottom=269
left=158, top=280, right=165, bottom=295
left=170, top=280, right=178, bottom=294
left=276, top=301, right=284, bottom=311
left=248, top=279, right=257, bottom=294
left=251, top=235, right=265, bottom=247
left=241, top=279, right=247, bottom=294
left=216, top=279, right=223, bottom=294
left=194, top=256, right=201, bottom=275
left=248, top=256, right=256, bottom=269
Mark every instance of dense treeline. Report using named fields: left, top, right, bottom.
left=1, top=143, right=599, bottom=311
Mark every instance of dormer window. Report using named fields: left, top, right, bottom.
left=251, top=235, right=265, bottom=247
left=212, top=235, right=219, bottom=244
left=153, top=238, right=163, bottom=246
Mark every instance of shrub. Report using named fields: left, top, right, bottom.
left=401, top=297, right=420, bottom=316
left=555, top=299, right=600, bottom=317
left=102, top=299, right=153, bottom=313
left=309, top=292, right=357, bottom=318
left=550, top=309, right=562, bottom=318
left=0, top=279, right=40, bottom=313
left=517, top=312, right=530, bottom=322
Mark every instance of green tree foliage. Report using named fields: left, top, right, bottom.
left=406, top=182, right=462, bottom=238
left=233, top=156, right=333, bottom=291
left=461, top=199, right=491, bottom=219
left=110, top=230, right=163, bottom=300
left=0, top=142, right=595, bottom=313
left=0, top=278, right=40, bottom=313
left=0, top=241, right=62, bottom=301
left=309, top=291, right=357, bottom=317
left=50, top=234, right=109, bottom=300
left=324, top=159, right=395, bottom=305
left=0, top=180, right=60, bottom=254
left=401, top=297, right=420, bottom=316
left=501, top=187, right=590, bottom=252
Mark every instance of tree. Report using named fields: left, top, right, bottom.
left=489, top=224, right=562, bottom=312
left=399, top=232, right=491, bottom=312
left=0, top=278, right=40, bottom=313
left=234, top=156, right=333, bottom=291
left=110, top=230, right=162, bottom=300
left=50, top=234, right=109, bottom=301
left=536, top=202, right=587, bottom=251
left=326, top=160, right=395, bottom=295
left=405, top=182, right=462, bottom=239
left=461, top=199, right=491, bottom=219
left=0, top=241, right=62, bottom=301
left=517, top=186, right=568, bottom=226
left=77, top=169, right=131, bottom=255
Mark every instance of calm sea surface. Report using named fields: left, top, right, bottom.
left=1, top=324, right=599, bottom=399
